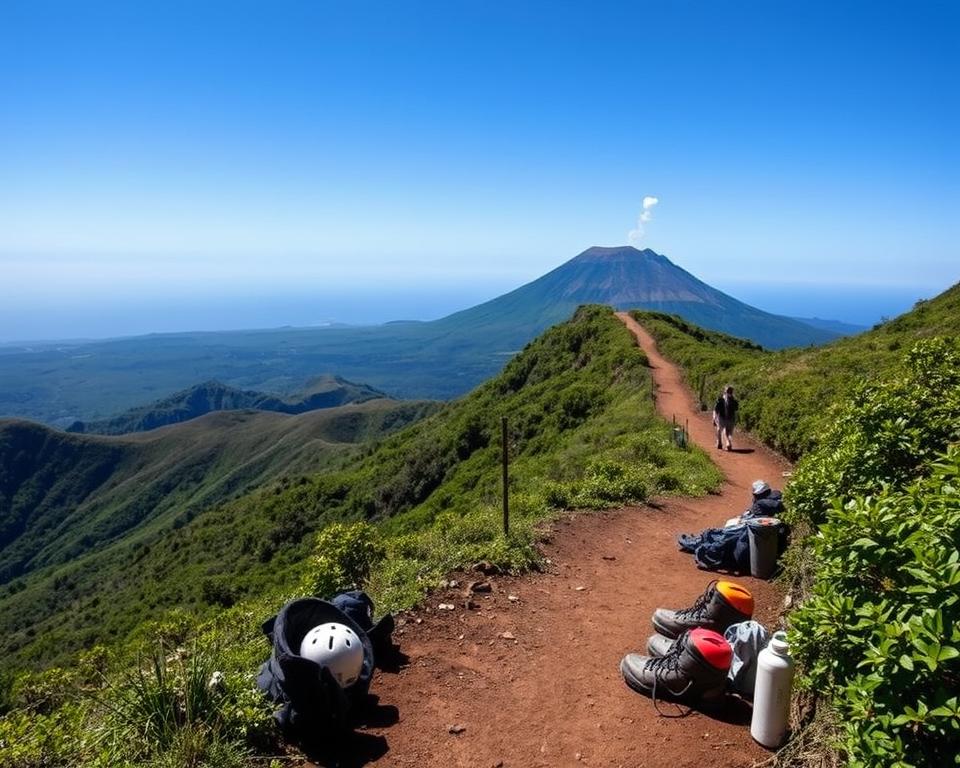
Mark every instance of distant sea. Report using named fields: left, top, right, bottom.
left=0, top=286, right=512, bottom=343
left=0, top=282, right=946, bottom=344
left=715, top=282, right=940, bottom=328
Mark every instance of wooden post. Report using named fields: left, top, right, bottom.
left=501, top=416, right=509, bottom=536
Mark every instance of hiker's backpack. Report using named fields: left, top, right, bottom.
left=256, top=591, right=394, bottom=735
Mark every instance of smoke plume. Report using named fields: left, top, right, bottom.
left=628, top=196, right=659, bottom=244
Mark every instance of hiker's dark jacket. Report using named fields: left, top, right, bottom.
left=678, top=518, right=789, bottom=574
left=714, top=395, right=739, bottom=421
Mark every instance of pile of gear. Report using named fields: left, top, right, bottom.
left=619, top=480, right=797, bottom=748
left=620, top=579, right=795, bottom=747
left=677, top=480, right=789, bottom=577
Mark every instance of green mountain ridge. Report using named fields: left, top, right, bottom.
left=0, top=398, right=438, bottom=586
left=66, top=374, right=386, bottom=435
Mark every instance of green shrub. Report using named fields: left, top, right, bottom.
left=790, top=447, right=960, bottom=767
left=781, top=338, right=960, bottom=766
left=571, top=459, right=649, bottom=508
left=542, top=481, right=572, bottom=509
left=300, top=521, right=386, bottom=598
left=787, top=338, right=960, bottom=528
left=0, top=703, right=94, bottom=768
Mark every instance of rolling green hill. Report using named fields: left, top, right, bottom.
left=66, top=375, right=385, bottom=435
left=0, top=246, right=846, bottom=426
left=0, top=399, right=437, bottom=586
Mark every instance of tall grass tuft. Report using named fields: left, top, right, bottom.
left=98, top=642, right=248, bottom=766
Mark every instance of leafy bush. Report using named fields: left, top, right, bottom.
left=570, top=459, right=649, bottom=508
left=0, top=703, right=94, bottom=768
left=787, top=338, right=960, bottom=528
left=780, top=338, right=960, bottom=767
left=300, top=521, right=385, bottom=598
left=790, top=448, right=960, bottom=767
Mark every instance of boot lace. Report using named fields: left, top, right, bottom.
left=642, top=636, right=694, bottom=718
left=674, top=579, right=719, bottom=623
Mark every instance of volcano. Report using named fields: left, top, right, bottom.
left=431, top=245, right=837, bottom=350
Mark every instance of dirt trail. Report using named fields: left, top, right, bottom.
left=328, top=314, right=790, bottom=768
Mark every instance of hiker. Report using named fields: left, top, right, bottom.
left=712, top=385, right=739, bottom=451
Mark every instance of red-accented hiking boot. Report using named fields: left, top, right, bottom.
left=621, top=628, right=732, bottom=709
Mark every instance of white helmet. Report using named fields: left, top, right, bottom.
left=299, top=622, right=364, bottom=688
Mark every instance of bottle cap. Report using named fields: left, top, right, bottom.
left=768, top=630, right=790, bottom=655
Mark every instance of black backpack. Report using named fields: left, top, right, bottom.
left=256, top=591, right=394, bottom=735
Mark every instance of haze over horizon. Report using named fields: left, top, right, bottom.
left=0, top=254, right=937, bottom=343
left=0, top=252, right=936, bottom=343
left=2, top=1, right=957, bottom=340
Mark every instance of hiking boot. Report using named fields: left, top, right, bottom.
left=645, top=632, right=677, bottom=657
left=652, top=580, right=753, bottom=639
left=621, top=628, right=732, bottom=705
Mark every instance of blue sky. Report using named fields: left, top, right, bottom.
left=1, top=1, right=957, bottom=339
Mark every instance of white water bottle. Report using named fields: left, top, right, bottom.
left=751, top=630, right=795, bottom=748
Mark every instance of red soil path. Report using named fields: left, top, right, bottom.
left=320, top=314, right=790, bottom=768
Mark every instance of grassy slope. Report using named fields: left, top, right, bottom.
left=0, top=305, right=722, bottom=673
left=631, top=281, right=960, bottom=459
left=0, top=400, right=437, bottom=585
